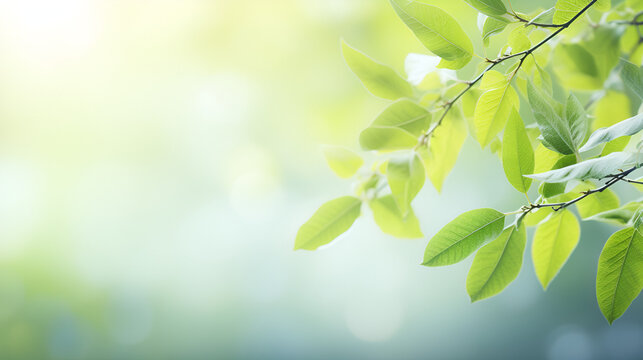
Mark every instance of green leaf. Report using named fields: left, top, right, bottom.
left=423, top=208, right=505, bottom=266
left=508, top=27, right=531, bottom=53
left=387, top=152, right=425, bottom=216
left=553, top=44, right=602, bottom=90
left=527, top=152, right=638, bottom=183
left=466, top=224, right=527, bottom=302
left=360, top=127, right=418, bottom=151
left=553, top=0, right=610, bottom=25
left=502, top=109, right=534, bottom=193
left=524, top=207, right=555, bottom=227
left=575, top=182, right=620, bottom=218
left=464, top=0, right=507, bottom=16
left=390, top=0, right=474, bottom=70
left=532, top=210, right=580, bottom=289
left=586, top=202, right=642, bottom=226
left=527, top=81, right=576, bottom=155
left=534, top=143, right=563, bottom=174
left=474, top=71, right=519, bottom=147
left=528, top=7, right=556, bottom=26
left=539, top=155, right=576, bottom=198
left=341, top=40, right=413, bottom=100
left=295, top=196, right=362, bottom=250
left=370, top=195, right=423, bottom=238
left=601, top=137, right=631, bottom=157
left=482, top=16, right=511, bottom=46
left=370, top=100, right=432, bottom=137
left=580, top=113, right=643, bottom=152
left=596, top=227, right=643, bottom=324
left=586, top=26, right=622, bottom=81
left=593, top=91, right=632, bottom=131
left=564, top=93, right=588, bottom=150
left=322, top=146, right=364, bottom=179
left=418, top=110, right=466, bottom=192
left=621, top=60, right=643, bottom=98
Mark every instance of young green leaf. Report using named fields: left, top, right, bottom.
left=526, top=152, right=638, bottom=183
left=474, top=71, right=519, bottom=147
left=596, top=227, right=643, bottom=324
left=466, top=224, right=527, bottom=302
left=580, top=113, right=643, bottom=152
left=593, top=91, right=632, bottom=131
left=564, top=93, right=588, bottom=150
left=524, top=207, right=555, bottom=227
left=586, top=202, right=642, bottom=226
left=621, top=60, right=643, bottom=98
left=341, top=40, right=413, bottom=100
left=322, top=146, right=364, bottom=179
left=532, top=210, right=580, bottom=289
left=575, top=183, right=620, bottom=219
left=419, top=110, right=466, bottom=192
left=553, top=0, right=611, bottom=25
left=534, top=143, right=563, bottom=174
left=482, top=16, right=511, bottom=46
left=526, top=81, right=576, bottom=155
left=539, top=155, right=576, bottom=198
left=502, top=109, right=534, bottom=193
left=360, top=127, right=418, bottom=151
left=553, top=44, right=602, bottom=90
left=295, top=196, right=362, bottom=251
left=387, top=152, right=425, bottom=216
left=390, top=0, right=474, bottom=70
left=464, top=0, right=507, bottom=16
left=370, top=195, right=423, bottom=238
left=369, top=100, right=432, bottom=136
left=528, top=7, right=556, bottom=26
left=423, top=208, right=505, bottom=266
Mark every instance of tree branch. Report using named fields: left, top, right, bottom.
left=419, top=0, right=598, bottom=145
left=523, top=166, right=639, bottom=213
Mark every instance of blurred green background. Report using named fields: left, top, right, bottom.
left=0, top=0, right=641, bottom=358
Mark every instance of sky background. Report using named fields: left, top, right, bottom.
left=0, top=0, right=641, bottom=359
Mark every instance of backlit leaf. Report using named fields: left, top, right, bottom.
left=502, top=109, right=534, bottom=193
left=423, top=208, right=505, bottom=266
left=390, top=0, right=474, bottom=70
left=370, top=195, right=423, bottom=238
left=532, top=210, right=580, bottom=289
left=295, top=196, right=362, bottom=250
left=387, top=152, right=425, bottom=216
left=466, top=224, right=527, bottom=302
left=596, top=227, right=643, bottom=324
left=322, top=146, right=364, bottom=179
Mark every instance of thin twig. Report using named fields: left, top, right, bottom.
left=524, top=166, right=638, bottom=213
left=420, top=0, right=598, bottom=145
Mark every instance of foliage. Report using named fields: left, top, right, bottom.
left=296, top=0, right=643, bottom=324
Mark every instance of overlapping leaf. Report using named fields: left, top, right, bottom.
left=580, top=113, right=643, bottom=152
left=474, top=70, right=519, bottom=147
left=387, top=153, right=425, bottom=216
left=423, top=208, right=505, bottom=266
left=390, top=0, right=473, bottom=69
left=527, top=152, right=638, bottom=183
left=532, top=210, right=580, bottom=289
left=370, top=195, right=423, bottom=238
left=466, top=225, right=526, bottom=302
left=502, top=109, right=534, bottom=193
